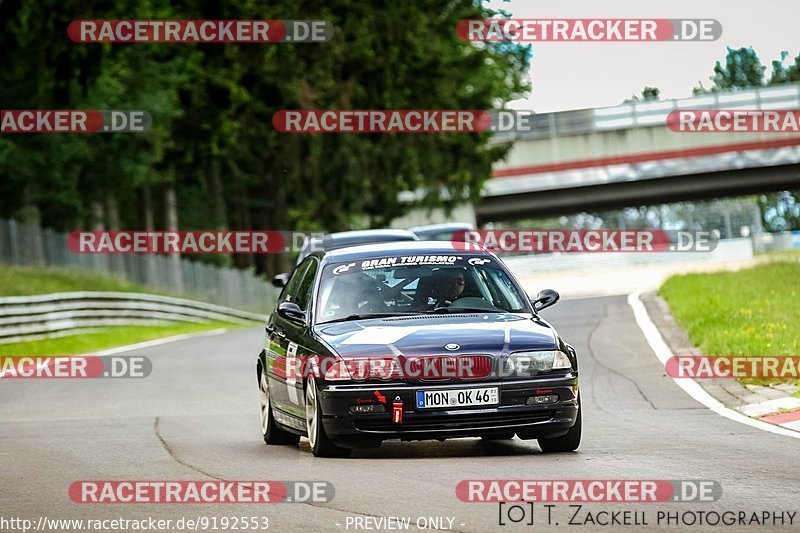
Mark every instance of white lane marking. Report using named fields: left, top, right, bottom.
left=0, top=329, right=229, bottom=378
left=782, top=420, right=800, bottom=431
left=627, top=290, right=800, bottom=440
left=90, top=328, right=228, bottom=356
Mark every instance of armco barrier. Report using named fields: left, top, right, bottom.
left=0, top=291, right=268, bottom=345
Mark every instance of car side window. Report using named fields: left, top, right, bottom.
left=281, top=261, right=312, bottom=305
left=295, top=258, right=319, bottom=311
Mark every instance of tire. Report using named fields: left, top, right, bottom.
left=305, top=375, right=351, bottom=458
left=259, top=369, right=299, bottom=445
left=538, top=395, right=581, bottom=453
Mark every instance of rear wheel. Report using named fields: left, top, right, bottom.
left=538, top=395, right=581, bottom=453
left=259, top=369, right=299, bottom=445
left=305, top=376, right=351, bottom=458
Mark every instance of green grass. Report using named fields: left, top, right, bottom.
left=659, top=262, right=800, bottom=388
left=761, top=248, right=800, bottom=262
left=0, top=263, right=163, bottom=297
left=0, top=321, right=238, bottom=357
left=0, top=264, right=249, bottom=357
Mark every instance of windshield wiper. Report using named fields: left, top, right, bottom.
left=320, top=312, right=416, bottom=324
left=427, top=306, right=501, bottom=314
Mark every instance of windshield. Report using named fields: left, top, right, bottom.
left=316, top=254, right=528, bottom=323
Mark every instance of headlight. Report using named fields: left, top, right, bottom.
left=504, top=350, right=573, bottom=376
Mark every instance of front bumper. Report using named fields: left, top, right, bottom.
left=318, top=374, right=579, bottom=446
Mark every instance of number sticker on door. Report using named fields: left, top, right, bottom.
left=287, top=342, right=300, bottom=404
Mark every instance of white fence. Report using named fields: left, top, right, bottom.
left=492, top=82, right=800, bottom=143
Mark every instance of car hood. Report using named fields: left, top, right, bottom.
left=313, top=313, right=556, bottom=357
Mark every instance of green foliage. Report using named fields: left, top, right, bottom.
left=0, top=1, right=531, bottom=274
left=759, top=192, right=800, bottom=231
left=711, top=46, right=765, bottom=90
left=660, top=262, right=800, bottom=387
left=623, top=86, right=660, bottom=103
left=0, top=263, right=168, bottom=296
left=641, top=86, right=660, bottom=101
left=690, top=46, right=800, bottom=230
left=770, top=50, right=800, bottom=84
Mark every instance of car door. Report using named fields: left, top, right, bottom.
left=266, top=259, right=312, bottom=416
left=267, top=257, right=319, bottom=419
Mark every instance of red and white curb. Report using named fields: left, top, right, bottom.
left=737, top=397, right=800, bottom=432
left=628, top=290, right=800, bottom=440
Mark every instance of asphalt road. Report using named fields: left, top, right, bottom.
left=1, top=296, right=798, bottom=532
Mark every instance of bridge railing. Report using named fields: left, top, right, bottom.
left=493, top=83, right=800, bottom=143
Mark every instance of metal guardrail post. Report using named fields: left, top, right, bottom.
left=8, top=219, right=18, bottom=265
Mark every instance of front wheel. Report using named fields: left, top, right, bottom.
left=538, top=395, right=581, bottom=453
left=259, top=369, right=299, bottom=445
left=305, top=376, right=351, bottom=458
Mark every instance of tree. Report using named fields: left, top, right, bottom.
left=691, top=46, right=800, bottom=232
left=694, top=46, right=766, bottom=93
left=624, top=86, right=660, bottom=103
left=0, top=0, right=531, bottom=275
left=759, top=192, right=800, bottom=231
left=641, top=86, right=660, bottom=101
left=710, top=46, right=766, bottom=91
left=769, top=51, right=800, bottom=84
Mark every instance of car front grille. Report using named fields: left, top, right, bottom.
left=409, top=354, right=493, bottom=381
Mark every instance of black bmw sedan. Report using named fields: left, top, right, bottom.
left=257, top=242, right=580, bottom=457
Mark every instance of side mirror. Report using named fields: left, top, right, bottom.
left=272, top=273, right=290, bottom=288
left=532, top=289, right=560, bottom=313
left=277, top=301, right=306, bottom=323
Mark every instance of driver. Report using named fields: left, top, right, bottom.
left=436, top=269, right=465, bottom=305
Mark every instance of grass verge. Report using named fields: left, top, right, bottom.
left=0, top=263, right=168, bottom=297
left=0, top=264, right=255, bottom=357
left=659, top=261, right=800, bottom=391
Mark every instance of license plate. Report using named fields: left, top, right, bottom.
left=416, top=387, right=499, bottom=409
